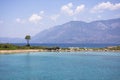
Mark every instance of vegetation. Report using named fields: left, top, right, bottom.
left=0, top=43, right=18, bottom=50
left=106, top=46, right=120, bottom=50
left=0, top=43, right=120, bottom=52
left=0, top=43, right=60, bottom=50
left=25, top=35, right=31, bottom=46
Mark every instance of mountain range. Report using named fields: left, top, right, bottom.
left=32, top=18, right=120, bottom=43
left=0, top=18, right=120, bottom=43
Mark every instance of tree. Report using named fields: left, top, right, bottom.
left=25, top=35, right=31, bottom=46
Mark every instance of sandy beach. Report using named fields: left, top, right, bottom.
left=0, top=49, right=120, bottom=54
left=0, top=49, right=40, bottom=54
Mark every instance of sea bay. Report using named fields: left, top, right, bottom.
left=13, top=43, right=120, bottom=48
left=0, top=52, right=120, bottom=80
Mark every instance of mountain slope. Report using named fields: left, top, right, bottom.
left=32, top=18, right=120, bottom=43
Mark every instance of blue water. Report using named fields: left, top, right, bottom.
left=13, top=43, right=120, bottom=48
left=0, top=52, right=120, bottom=80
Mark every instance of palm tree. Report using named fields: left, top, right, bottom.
left=25, top=35, right=31, bottom=46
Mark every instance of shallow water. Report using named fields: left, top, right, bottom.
left=0, top=52, right=120, bottom=80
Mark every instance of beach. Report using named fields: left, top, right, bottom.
left=0, top=49, right=120, bottom=54
left=0, top=49, right=40, bottom=54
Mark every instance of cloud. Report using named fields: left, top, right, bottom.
left=50, top=14, right=60, bottom=21
left=91, top=2, right=120, bottom=13
left=61, top=3, right=74, bottom=16
left=75, top=5, right=85, bottom=14
left=29, top=14, right=42, bottom=24
left=16, top=11, right=44, bottom=24
left=16, top=18, right=26, bottom=24
left=16, top=18, right=21, bottom=22
left=61, top=3, right=85, bottom=16
left=39, top=11, right=44, bottom=15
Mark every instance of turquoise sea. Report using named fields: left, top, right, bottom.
left=0, top=52, right=120, bottom=80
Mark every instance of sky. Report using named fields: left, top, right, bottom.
left=0, top=0, right=120, bottom=38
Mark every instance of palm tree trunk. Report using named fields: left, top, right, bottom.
left=27, top=40, right=30, bottom=46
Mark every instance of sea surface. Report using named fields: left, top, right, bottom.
left=13, top=43, right=120, bottom=48
left=0, top=52, right=120, bottom=80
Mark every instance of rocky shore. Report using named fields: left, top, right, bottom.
left=0, top=44, right=120, bottom=54
left=0, top=48, right=120, bottom=54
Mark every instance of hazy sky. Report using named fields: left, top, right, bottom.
left=0, top=0, right=120, bottom=38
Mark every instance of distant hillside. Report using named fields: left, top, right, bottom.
left=32, top=18, right=120, bottom=43
left=0, top=18, right=120, bottom=43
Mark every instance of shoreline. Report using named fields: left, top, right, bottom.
left=0, top=49, right=40, bottom=54
left=0, top=49, right=120, bottom=54
left=0, top=43, right=120, bottom=54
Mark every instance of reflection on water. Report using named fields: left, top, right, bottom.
left=0, top=52, right=120, bottom=80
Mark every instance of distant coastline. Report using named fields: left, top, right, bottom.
left=0, top=48, right=120, bottom=54
left=10, top=43, right=120, bottom=48
left=0, top=43, right=120, bottom=54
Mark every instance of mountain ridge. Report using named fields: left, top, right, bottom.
left=32, top=18, right=120, bottom=43
left=0, top=18, right=120, bottom=43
